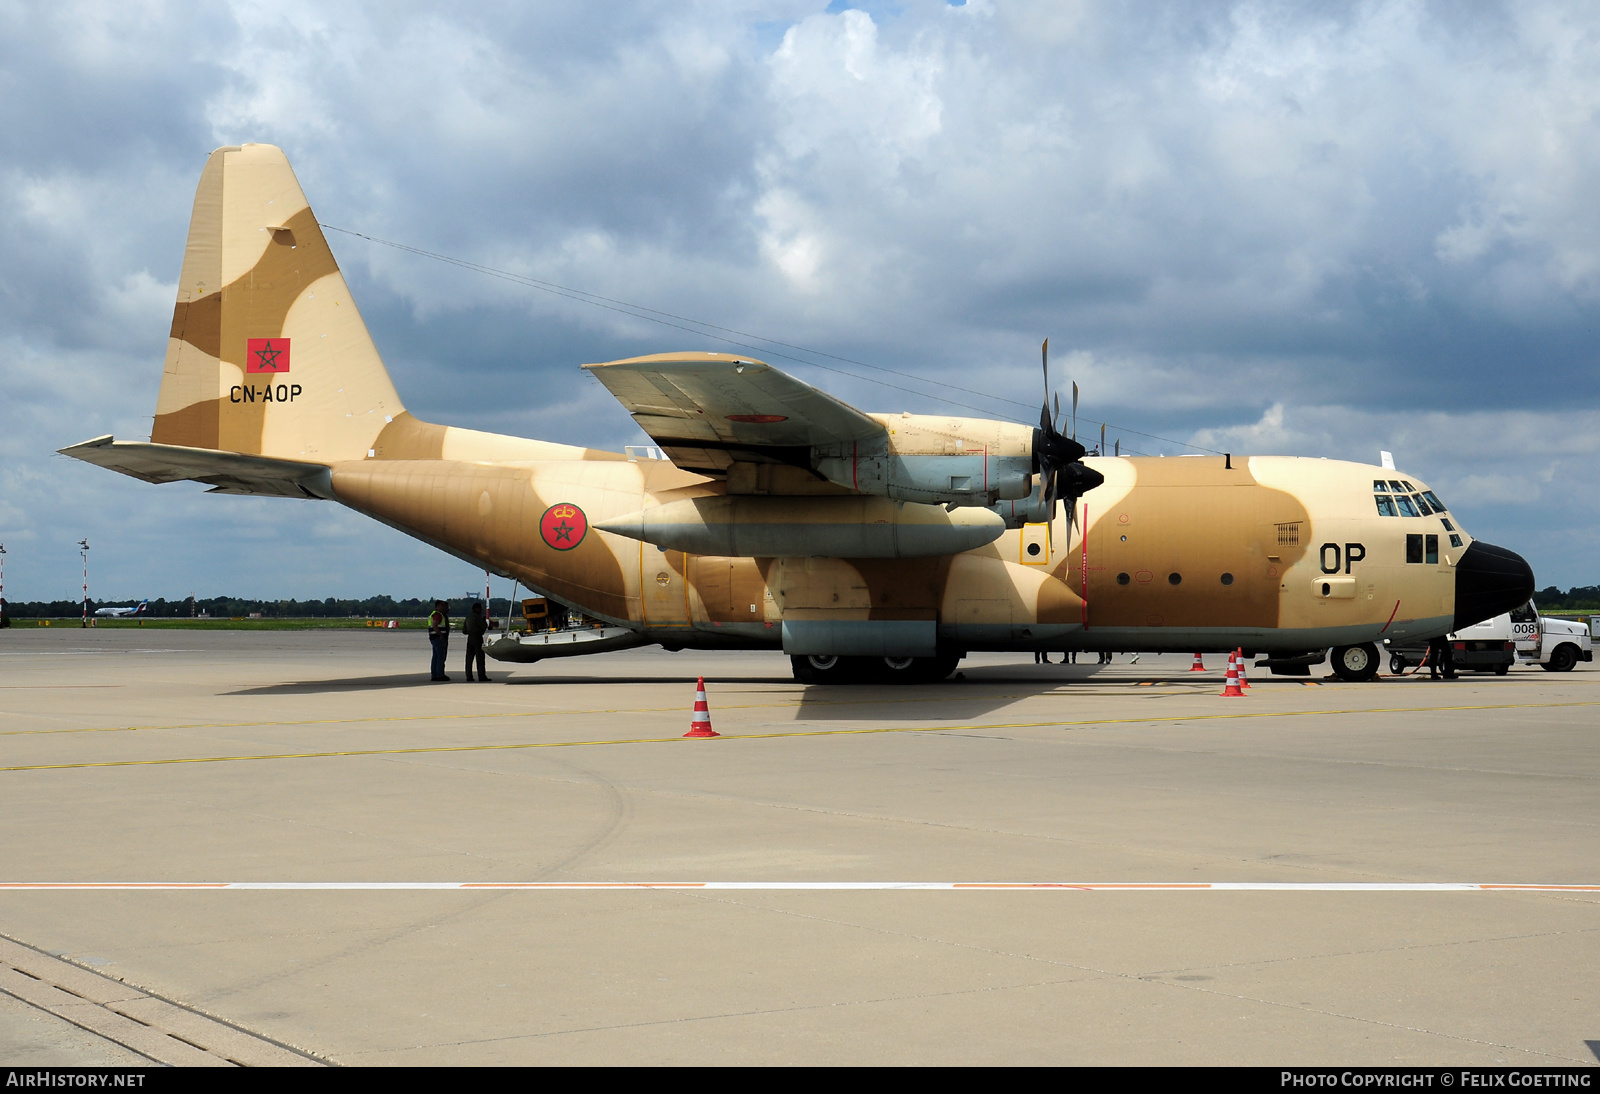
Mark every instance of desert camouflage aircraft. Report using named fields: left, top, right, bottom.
left=61, top=145, right=1534, bottom=682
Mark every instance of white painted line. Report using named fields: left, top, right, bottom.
left=0, top=882, right=1596, bottom=892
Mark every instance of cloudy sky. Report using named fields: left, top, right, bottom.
left=2, top=0, right=1597, bottom=603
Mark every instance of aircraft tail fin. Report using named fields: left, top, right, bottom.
left=153, top=144, right=404, bottom=463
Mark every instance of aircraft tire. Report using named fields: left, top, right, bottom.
left=1331, top=643, right=1380, bottom=682
left=1389, top=654, right=1408, bottom=675
left=791, top=654, right=871, bottom=684
left=1541, top=645, right=1578, bottom=672
left=876, top=655, right=961, bottom=684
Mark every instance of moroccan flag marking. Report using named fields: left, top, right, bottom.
left=246, top=338, right=291, bottom=374
left=540, top=503, right=587, bottom=551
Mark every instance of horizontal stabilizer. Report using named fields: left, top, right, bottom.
left=58, top=435, right=333, bottom=499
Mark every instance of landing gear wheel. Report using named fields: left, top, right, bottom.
left=1542, top=645, right=1577, bottom=672
left=1331, top=643, right=1380, bottom=682
left=876, top=655, right=963, bottom=683
left=1389, top=654, right=1407, bottom=675
left=791, top=654, right=852, bottom=684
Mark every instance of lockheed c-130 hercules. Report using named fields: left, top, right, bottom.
left=61, top=144, right=1536, bottom=683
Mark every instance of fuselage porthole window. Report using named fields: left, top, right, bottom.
left=1220, top=573, right=1234, bottom=586
left=1116, top=572, right=1130, bottom=585
left=1168, top=573, right=1182, bottom=585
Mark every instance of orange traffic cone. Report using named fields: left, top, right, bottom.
left=1236, top=648, right=1251, bottom=689
left=684, top=676, right=720, bottom=738
left=1221, top=651, right=1243, bottom=697
left=1189, top=652, right=1206, bottom=672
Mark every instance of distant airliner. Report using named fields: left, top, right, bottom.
left=94, top=600, right=148, bottom=618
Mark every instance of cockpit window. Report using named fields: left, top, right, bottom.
left=1412, top=494, right=1434, bottom=515
left=1421, top=490, right=1446, bottom=512
left=1373, top=480, right=1390, bottom=492
left=1401, top=480, right=1416, bottom=492
left=1375, top=495, right=1398, bottom=516
left=1387, top=480, right=1406, bottom=492
left=1441, top=518, right=1455, bottom=532
left=1394, top=494, right=1420, bottom=517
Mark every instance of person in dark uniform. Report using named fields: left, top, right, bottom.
left=464, top=601, right=489, bottom=682
left=1424, top=639, right=1441, bottom=679
left=428, top=600, right=450, bottom=681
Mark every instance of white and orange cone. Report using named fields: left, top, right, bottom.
left=1221, top=651, right=1244, bottom=697
left=1189, top=652, right=1206, bottom=672
left=1236, top=647, right=1251, bottom=689
left=684, top=676, right=720, bottom=738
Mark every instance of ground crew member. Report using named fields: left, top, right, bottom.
left=428, top=600, right=450, bottom=681
left=464, top=601, right=489, bottom=682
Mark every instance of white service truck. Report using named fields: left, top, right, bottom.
left=1386, top=598, right=1591, bottom=675
left=1509, top=601, right=1593, bottom=672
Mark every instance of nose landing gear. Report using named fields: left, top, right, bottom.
left=1331, top=642, right=1381, bottom=682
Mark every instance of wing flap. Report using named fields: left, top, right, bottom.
left=583, top=353, right=885, bottom=474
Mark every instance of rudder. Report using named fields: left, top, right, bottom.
left=154, top=144, right=403, bottom=462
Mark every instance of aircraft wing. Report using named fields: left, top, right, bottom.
left=59, top=436, right=333, bottom=499
left=582, top=353, right=885, bottom=475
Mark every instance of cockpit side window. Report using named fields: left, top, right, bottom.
left=1375, top=495, right=1398, bottom=516
left=1395, top=494, right=1420, bottom=517
left=1412, top=494, right=1434, bottom=515
left=1421, top=490, right=1446, bottom=512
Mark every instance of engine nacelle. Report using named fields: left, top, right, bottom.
left=812, top=413, right=1036, bottom=507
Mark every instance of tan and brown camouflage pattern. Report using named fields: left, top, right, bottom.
left=124, top=145, right=1467, bottom=656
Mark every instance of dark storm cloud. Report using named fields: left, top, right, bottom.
left=2, top=0, right=1598, bottom=600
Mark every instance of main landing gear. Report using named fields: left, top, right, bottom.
left=790, top=654, right=961, bottom=685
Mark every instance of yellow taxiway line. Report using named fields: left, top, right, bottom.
left=2, top=700, right=1596, bottom=774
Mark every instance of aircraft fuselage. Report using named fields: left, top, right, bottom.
left=328, top=425, right=1471, bottom=657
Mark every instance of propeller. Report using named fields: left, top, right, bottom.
left=1034, top=339, right=1105, bottom=520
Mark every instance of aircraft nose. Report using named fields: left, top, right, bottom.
left=1453, top=540, right=1535, bottom=631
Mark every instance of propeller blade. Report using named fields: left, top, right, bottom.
left=1114, top=438, right=1120, bottom=457
left=1041, top=339, right=1049, bottom=404
left=1100, top=422, right=1106, bottom=457
left=1053, top=392, right=1060, bottom=431
left=1071, top=382, right=1079, bottom=440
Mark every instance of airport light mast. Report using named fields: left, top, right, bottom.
left=78, top=539, right=89, bottom=628
left=0, top=543, right=7, bottom=620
